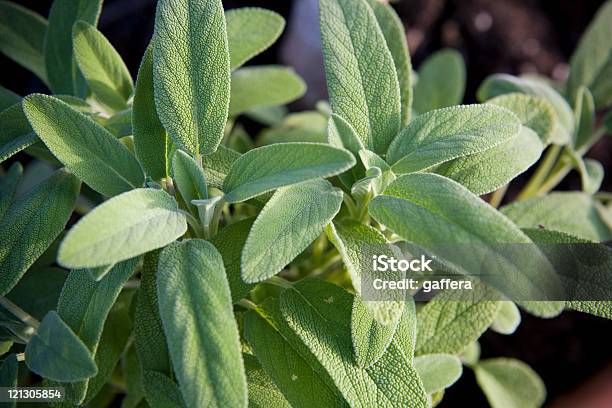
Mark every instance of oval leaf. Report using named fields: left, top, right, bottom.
left=414, top=354, right=463, bottom=394
left=58, top=189, right=187, bottom=268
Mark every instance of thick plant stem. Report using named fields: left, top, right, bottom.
left=535, top=162, right=573, bottom=195
left=0, top=297, right=39, bottom=330
left=517, top=144, right=561, bottom=201
left=489, top=185, right=508, bottom=208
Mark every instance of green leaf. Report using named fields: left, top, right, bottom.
left=153, top=0, right=230, bottom=156
left=434, top=126, right=543, bottom=195
left=209, top=218, right=256, bottom=303
left=258, top=111, right=327, bottom=146
left=351, top=294, right=398, bottom=369
left=72, top=21, right=133, bottom=111
left=134, top=251, right=172, bottom=375
left=122, top=344, right=146, bottom=408
left=226, top=7, right=285, bottom=70
left=222, top=143, right=355, bottom=203
left=83, top=291, right=133, bottom=404
left=23, top=94, right=144, bottom=197
left=172, top=150, right=208, bottom=215
left=0, top=353, right=18, bottom=407
left=6, top=266, right=67, bottom=321
left=475, top=358, right=545, bottom=408
left=413, top=49, right=466, bottom=115
left=490, top=302, right=522, bottom=335
left=414, top=354, right=462, bottom=394
left=58, top=188, right=187, bottom=268
left=366, top=0, right=412, bottom=126
left=280, top=278, right=429, bottom=407
left=0, top=169, right=79, bottom=295
left=477, top=74, right=574, bottom=145
left=568, top=151, right=603, bottom=194
left=25, top=311, right=97, bottom=382
left=0, top=162, right=22, bottom=220
left=415, top=288, right=501, bottom=355
left=202, top=145, right=241, bottom=190
left=229, top=66, right=306, bottom=117
left=501, top=192, right=612, bottom=241
left=567, top=1, right=612, bottom=109
left=387, top=105, right=520, bottom=174
left=369, top=173, right=563, bottom=307
left=142, top=370, right=185, bottom=408
left=133, top=44, right=169, bottom=181
left=241, top=179, right=343, bottom=283
left=44, top=0, right=103, bottom=95
left=0, top=1, right=48, bottom=84
left=573, top=86, right=596, bottom=150
left=320, top=0, right=401, bottom=154
left=486, top=93, right=557, bottom=144
left=243, top=298, right=346, bottom=408
left=53, top=258, right=138, bottom=402
left=326, top=220, right=404, bottom=325
left=567, top=301, right=612, bottom=319
left=243, top=354, right=291, bottom=408
left=157, top=240, right=247, bottom=408
left=0, top=85, right=20, bottom=111
left=0, top=103, right=37, bottom=163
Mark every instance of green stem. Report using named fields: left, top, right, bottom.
left=535, top=162, right=573, bottom=195
left=517, top=144, right=561, bottom=201
left=267, top=276, right=293, bottom=289
left=594, top=192, right=612, bottom=202
left=343, top=194, right=359, bottom=219
left=237, top=299, right=258, bottom=311
left=489, top=185, right=508, bottom=208
left=179, top=210, right=204, bottom=238
left=0, top=297, right=39, bottom=330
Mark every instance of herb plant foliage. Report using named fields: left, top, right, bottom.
left=0, top=0, right=611, bottom=407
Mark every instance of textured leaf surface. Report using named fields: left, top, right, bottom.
left=172, top=149, right=207, bottom=214
left=73, top=21, right=133, bottom=111
left=58, top=189, right=187, bottom=268
left=6, top=266, right=67, bottom=321
left=475, top=358, right=545, bottom=408
left=202, top=145, right=240, bottom=190
left=23, top=94, right=144, bottom=197
left=242, top=179, right=343, bottom=283
left=244, top=299, right=346, bottom=408
left=0, top=354, right=18, bottom=404
left=366, top=0, right=412, bottom=125
left=351, top=295, right=398, bottom=368
left=229, top=66, right=306, bottom=117
left=0, top=85, right=19, bottom=111
left=435, top=126, right=543, bottom=195
left=0, top=103, right=37, bottom=163
left=25, top=311, right=97, bottom=382
left=44, top=0, right=102, bottom=94
left=222, top=143, right=355, bottom=203
left=243, top=354, right=291, bottom=408
left=0, top=162, right=21, bottom=221
left=153, top=0, right=230, bottom=155
left=320, top=0, right=401, bottom=154
left=226, top=7, right=285, bottom=70
left=157, top=240, right=247, bottom=408
left=280, top=278, right=428, bottom=407
left=0, top=1, right=48, bottom=83
left=415, top=289, right=500, bottom=355
left=487, top=93, right=557, bottom=144
left=413, top=49, right=465, bottom=114
left=142, top=370, right=185, bottom=408
left=133, top=45, right=169, bottom=180
left=501, top=192, right=612, bottom=242
left=414, top=354, right=462, bottom=394
left=490, top=302, right=522, bottom=335
left=387, top=105, right=520, bottom=173
left=0, top=169, right=79, bottom=295
left=567, top=1, right=612, bottom=108
left=573, top=86, right=596, bottom=151
left=209, top=218, right=256, bottom=302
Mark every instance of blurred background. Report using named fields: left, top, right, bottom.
left=2, top=0, right=611, bottom=406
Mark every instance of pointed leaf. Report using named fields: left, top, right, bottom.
left=573, top=86, right=596, bottom=150
left=172, top=149, right=208, bottom=215
left=133, top=45, right=169, bottom=181
left=0, top=1, right=48, bottom=83
left=157, top=240, right=247, bottom=408
left=222, top=143, right=355, bottom=203
left=44, top=0, right=103, bottom=95
left=72, top=21, right=133, bottom=111
left=23, top=94, right=144, bottom=197
left=475, top=358, right=545, bottom=408
left=414, top=354, right=462, bottom=394
left=413, top=49, right=465, bottom=114
left=387, top=105, right=520, bottom=173
left=320, top=0, right=401, bottom=154
left=242, top=179, right=343, bottom=283
left=0, top=169, right=79, bottom=295
left=25, top=311, right=97, bottom=382
left=58, top=189, right=187, bottom=268
left=567, top=0, right=612, bottom=109
left=153, top=0, right=230, bottom=155
left=229, top=66, right=306, bottom=117
left=226, top=7, right=285, bottom=70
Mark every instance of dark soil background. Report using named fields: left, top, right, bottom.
left=3, top=0, right=612, bottom=406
